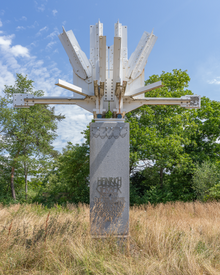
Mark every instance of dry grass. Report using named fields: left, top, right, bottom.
left=1, top=202, right=220, bottom=274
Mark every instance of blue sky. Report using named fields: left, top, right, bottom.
left=0, top=0, right=220, bottom=151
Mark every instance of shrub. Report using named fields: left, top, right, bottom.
left=192, top=161, right=220, bottom=201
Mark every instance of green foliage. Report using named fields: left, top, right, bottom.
left=58, top=142, right=89, bottom=203
left=105, top=111, right=113, bottom=118
left=206, top=182, right=220, bottom=201
left=127, top=70, right=195, bottom=177
left=0, top=155, right=11, bottom=197
left=127, top=69, right=195, bottom=203
left=0, top=74, right=65, bottom=201
left=34, top=142, right=89, bottom=206
left=192, top=161, right=220, bottom=201
left=130, top=183, right=175, bottom=205
left=130, top=170, right=194, bottom=205
left=184, top=97, right=220, bottom=164
left=127, top=69, right=220, bottom=204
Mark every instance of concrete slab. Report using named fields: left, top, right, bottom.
left=90, top=121, right=129, bottom=237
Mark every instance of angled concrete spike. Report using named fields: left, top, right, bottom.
left=99, top=36, right=106, bottom=83
left=113, top=37, right=122, bottom=91
left=114, top=21, right=128, bottom=69
left=114, top=20, right=122, bottom=37
left=55, top=79, right=92, bottom=97
left=90, top=21, right=103, bottom=81
left=126, top=31, right=157, bottom=80
left=125, top=81, right=163, bottom=97
left=59, top=27, right=92, bottom=82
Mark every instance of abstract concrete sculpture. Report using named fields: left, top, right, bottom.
left=13, top=21, right=201, bottom=238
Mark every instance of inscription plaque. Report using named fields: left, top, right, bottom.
left=93, top=177, right=125, bottom=222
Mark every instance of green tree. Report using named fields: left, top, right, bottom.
left=35, top=142, right=90, bottom=206
left=57, top=142, right=89, bottom=203
left=184, top=96, right=220, bottom=163
left=192, top=160, right=220, bottom=201
left=127, top=69, right=220, bottom=203
left=0, top=74, right=65, bottom=201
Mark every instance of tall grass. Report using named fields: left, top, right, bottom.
left=1, top=202, right=220, bottom=274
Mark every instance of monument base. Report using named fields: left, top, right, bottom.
left=90, top=121, right=129, bottom=237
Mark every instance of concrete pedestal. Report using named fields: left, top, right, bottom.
left=90, top=121, right=129, bottom=237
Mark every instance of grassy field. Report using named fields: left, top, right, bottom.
left=1, top=202, right=220, bottom=274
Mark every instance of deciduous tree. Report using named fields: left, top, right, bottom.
left=127, top=69, right=220, bottom=203
left=0, top=74, right=65, bottom=200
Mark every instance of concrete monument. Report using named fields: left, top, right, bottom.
left=90, top=121, right=129, bottom=236
left=13, top=21, right=201, bottom=238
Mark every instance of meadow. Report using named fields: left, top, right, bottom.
left=0, top=202, right=220, bottom=274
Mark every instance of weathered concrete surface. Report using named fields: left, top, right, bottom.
left=90, top=121, right=129, bottom=237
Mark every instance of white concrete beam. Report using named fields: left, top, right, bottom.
left=55, top=79, right=93, bottom=97
left=99, top=36, right=106, bottom=83
left=123, top=95, right=201, bottom=112
left=125, top=81, right=163, bottom=97
left=126, top=31, right=157, bottom=80
left=59, top=27, right=92, bottom=82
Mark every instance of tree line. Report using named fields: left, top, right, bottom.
left=0, top=70, right=220, bottom=206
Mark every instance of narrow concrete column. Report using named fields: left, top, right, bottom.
left=90, top=121, right=129, bottom=237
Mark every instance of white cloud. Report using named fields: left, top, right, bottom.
left=34, top=1, right=45, bottom=12
left=30, top=41, right=37, bottom=47
left=20, top=16, right=27, bottom=21
left=16, top=26, right=26, bottom=31
left=53, top=105, right=92, bottom=151
left=45, top=28, right=59, bottom=51
left=208, top=77, right=220, bottom=85
left=0, top=35, right=29, bottom=57
left=47, top=29, right=59, bottom=39
left=0, top=35, right=12, bottom=46
left=38, top=6, right=45, bottom=12
left=11, top=45, right=29, bottom=57
left=0, top=62, right=16, bottom=93
left=46, top=41, right=57, bottom=49
left=27, top=21, right=39, bottom=29
left=52, top=10, right=58, bottom=16
left=0, top=35, right=30, bottom=91
left=0, top=19, right=2, bottom=27
left=36, top=26, right=48, bottom=36
left=192, top=56, right=220, bottom=100
left=39, top=26, right=48, bottom=32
